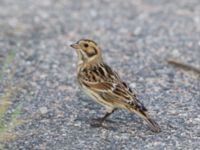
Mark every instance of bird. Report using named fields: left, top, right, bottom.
left=70, top=39, right=161, bottom=132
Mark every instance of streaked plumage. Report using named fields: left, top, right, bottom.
left=70, top=39, right=161, bottom=132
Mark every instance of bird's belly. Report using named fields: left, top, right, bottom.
left=81, top=85, right=114, bottom=109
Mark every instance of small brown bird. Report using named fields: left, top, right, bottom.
left=70, top=39, right=161, bottom=132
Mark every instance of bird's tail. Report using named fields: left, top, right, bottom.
left=129, top=108, right=161, bottom=132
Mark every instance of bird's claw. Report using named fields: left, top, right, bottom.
left=90, top=118, right=103, bottom=127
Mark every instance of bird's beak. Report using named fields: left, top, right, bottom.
left=70, top=43, right=80, bottom=49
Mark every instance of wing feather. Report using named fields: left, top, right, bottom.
left=78, top=63, right=147, bottom=111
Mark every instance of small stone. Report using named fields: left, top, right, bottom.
left=130, top=83, right=137, bottom=88
left=74, top=121, right=81, bottom=127
left=90, top=10, right=97, bottom=17
left=134, top=27, right=142, bottom=35
left=39, top=107, right=48, bottom=115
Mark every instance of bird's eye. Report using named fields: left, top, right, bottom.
left=84, top=43, right=89, bottom=47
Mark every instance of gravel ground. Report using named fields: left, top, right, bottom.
left=0, top=0, right=200, bottom=149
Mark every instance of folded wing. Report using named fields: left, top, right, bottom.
left=79, top=63, right=147, bottom=111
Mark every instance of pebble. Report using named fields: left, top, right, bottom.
left=39, top=107, right=48, bottom=115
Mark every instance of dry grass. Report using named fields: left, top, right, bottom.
left=168, top=59, right=200, bottom=75
left=0, top=50, right=23, bottom=142
left=0, top=50, right=16, bottom=82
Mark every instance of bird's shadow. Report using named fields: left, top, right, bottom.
left=75, top=95, right=163, bottom=133
left=76, top=105, right=145, bottom=132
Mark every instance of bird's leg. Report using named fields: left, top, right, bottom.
left=90, top=109, right=117, bottom=127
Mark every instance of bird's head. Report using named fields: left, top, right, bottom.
left=70, top=39, right=102, bottom=63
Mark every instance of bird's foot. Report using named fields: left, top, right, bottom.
left=90, top=118, right=104, bottom=127
left=90, top=118, right=111, bottom=129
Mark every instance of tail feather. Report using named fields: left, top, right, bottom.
left=143, top=116, right=161, bottom=133
left=129, top=108, right=161, bottom=132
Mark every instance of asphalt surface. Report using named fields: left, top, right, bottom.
left=0, top=0, right=200, bottom=149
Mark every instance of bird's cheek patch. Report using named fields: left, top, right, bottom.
left=86, top=47, right=98, bottom=57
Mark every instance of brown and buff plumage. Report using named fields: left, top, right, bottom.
left=70, top=39, right=161, bottom=132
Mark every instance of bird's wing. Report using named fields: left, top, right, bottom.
left=79, top=63, right=147, bottom=111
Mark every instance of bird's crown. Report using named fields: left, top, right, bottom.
left=70, top=39, right=102, bottom=62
